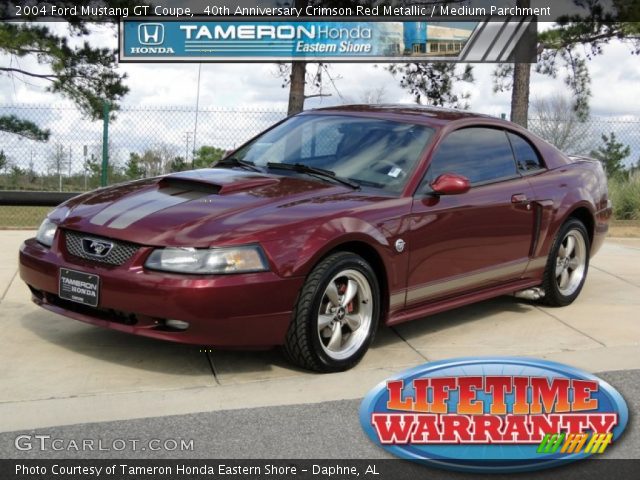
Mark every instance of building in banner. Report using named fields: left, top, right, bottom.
left=403, top=22, right=427, bottom=54
left=403, top=23, right=473, bottom=57
left=380, top=22, right=404, bottom=55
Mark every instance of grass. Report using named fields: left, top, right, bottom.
left=0, top=206, right=50, bottom=229
left=608, top=173, right=640, bottom=221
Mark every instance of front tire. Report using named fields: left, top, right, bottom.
left=284, top=252, right=380, bottom=372
left=541, top=218, right=590, bottom=307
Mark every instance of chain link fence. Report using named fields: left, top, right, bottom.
left=0, top=104, right=286, bottom=193
left=1, top=103, right=639, bottom=226
left=528, top=116, right=640, bottom=166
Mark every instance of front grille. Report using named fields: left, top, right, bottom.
left=65, top=230, right=139, bottom=266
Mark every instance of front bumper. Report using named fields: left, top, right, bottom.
left=19, top=237, right=303, bottom=347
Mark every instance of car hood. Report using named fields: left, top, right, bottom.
left=55, top=169, right=375, bottom=247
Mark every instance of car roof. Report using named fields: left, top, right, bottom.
left=305, top=104, right=498, bottom=126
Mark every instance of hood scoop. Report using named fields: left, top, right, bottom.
left=159, top=177, right=221, bottom=195
left=160, top=169, right=279, bottom=195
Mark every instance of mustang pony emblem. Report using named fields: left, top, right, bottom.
left=81, top=238, right=113, bottom=257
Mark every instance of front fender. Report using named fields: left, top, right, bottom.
left=261, top=215, right=408, bottom=292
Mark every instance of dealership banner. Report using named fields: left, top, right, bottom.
left=119, top=18, right=537, bottom=63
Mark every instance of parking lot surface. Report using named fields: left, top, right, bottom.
left=1, top=231, right=638, bottom=432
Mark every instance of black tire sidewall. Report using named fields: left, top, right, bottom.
left=306, top=253, right=380, bottom=371
left=544, top=219, right=590, bottom=306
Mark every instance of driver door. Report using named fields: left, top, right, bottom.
left=406, top=127, right=536, bottom=307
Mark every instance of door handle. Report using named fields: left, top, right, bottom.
left=511, top=193, right=528, bottom=204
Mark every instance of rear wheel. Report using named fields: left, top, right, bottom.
left=284, top=252, right=380, bottom=372
left=541, top=219, right=590, bottom=307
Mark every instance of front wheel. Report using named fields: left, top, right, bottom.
left=284, top=252, right=380, bottom=372
left=541, top=218, right=590, bottom=307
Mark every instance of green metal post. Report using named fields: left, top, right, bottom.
left=101, top=101, right=110, bottom=187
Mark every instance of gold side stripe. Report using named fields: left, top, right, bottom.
left=406, top=260, right=529, bottom=305
left=528, top=257, right=547, bottom=270
left=390, top=257, right=548, bottom=308
left=389, top=292, right=406, bottom=309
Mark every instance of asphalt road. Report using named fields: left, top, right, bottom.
left=2, top=369, right=637, bottom=461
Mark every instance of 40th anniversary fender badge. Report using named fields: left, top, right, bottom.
left=360, top=357, right=628, bottom=473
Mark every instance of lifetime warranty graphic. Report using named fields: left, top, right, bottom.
left=120, top=19, right=536, bottom=62
left=360, top=357, right=628, bottom=473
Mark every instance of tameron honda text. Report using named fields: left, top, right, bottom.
left=360, top=357, right=628, bottom=473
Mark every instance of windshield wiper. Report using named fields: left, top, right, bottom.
left=266, top=162, right=360, bottom=190
left=215, top=157, right=262, bottom=172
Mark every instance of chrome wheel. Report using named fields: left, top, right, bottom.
left=317, top=269, right=373, bottom=361
left=555, top=229, right=587, bottom=296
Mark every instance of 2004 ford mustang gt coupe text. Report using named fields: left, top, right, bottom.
left=20, top=106, right=611, bottom=372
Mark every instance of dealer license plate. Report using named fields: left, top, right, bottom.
left=59, top=268, right=100, bottom=307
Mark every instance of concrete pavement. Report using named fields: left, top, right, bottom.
left=1, top=231, right=639, bottom=432
left=2, top=370, right=638, bottom=460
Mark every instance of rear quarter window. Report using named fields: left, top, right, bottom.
left=507, top=132, right=544, bottom=172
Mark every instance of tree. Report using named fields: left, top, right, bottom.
left=496, top=0, right=640, bottom=124
left=283, top=0, right=367, bottom=114
left=125, top=146, right=185, bottom=177
left=285, top=0, right=311, bottom=115
left=590, top=132, right=631, bottom=177
left=359, top=85, right=387, bottom=104
left=0, top=150, right=7, bottom=171
left=0, top=115, right=50, bottom=141
left=86, top=142, right=122, bottom=187
left=278, top=62, right=339, bottom=114
left=168, top=156, right=188, bottom=173
left=193, top=146, right=225, bottom=169
left=509, top=0, right=532, bottom=127
left=124, top=152, right=146, bottom=180
left=386, top=1, right=475, bottom=108
left=48, top=144, right=69, bottom=191
left=0, top=2, right=137, bottom=137
left=388, top=63, right=474, bottom=108
left=528, top=94, right=593, bottom=154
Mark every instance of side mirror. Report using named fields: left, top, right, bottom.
left=223, top=149, right=235, bottom=159
left=430, top=173, right=471, bottom=195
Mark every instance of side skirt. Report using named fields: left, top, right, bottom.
left=386, top=278, right=542, bottom=327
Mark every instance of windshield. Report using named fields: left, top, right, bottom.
left=233, top=114, right=435, bottom=194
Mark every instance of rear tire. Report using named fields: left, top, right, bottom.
left=283, top=252, right=380, bottom=372
left=541, top=218, right=590, bottom=307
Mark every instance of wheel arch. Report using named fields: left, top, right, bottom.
left=566, top=205, right=595, bottom=247
left=313, top=241, right=390, bottom=324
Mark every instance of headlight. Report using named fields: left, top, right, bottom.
left=36, top=218, right=58, bottom=247
left=144, top=245, right=269, bottom=274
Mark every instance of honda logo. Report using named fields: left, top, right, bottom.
left=82, top=238, right=113, bottom=258
left=138, top=23, right=164, bottom=45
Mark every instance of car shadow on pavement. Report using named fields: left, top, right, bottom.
left=395, top=295, right=534, bottom=337
left=18, top=309, right=210, bottom=376
left=16, top=295, right=533, bottom=379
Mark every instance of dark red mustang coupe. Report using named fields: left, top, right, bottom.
left=20, top=106, right=611, bottom=372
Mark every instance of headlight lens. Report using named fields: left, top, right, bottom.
left=36, top=218, right=58, bottom=247
left=145, top=245, right=269, bottom=274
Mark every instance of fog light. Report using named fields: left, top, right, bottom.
left=165, top=319, right=190, bottom=330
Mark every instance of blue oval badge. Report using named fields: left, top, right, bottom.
left=360, top=357, right=628, bottom=473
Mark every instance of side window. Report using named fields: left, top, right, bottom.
left=508, top=132, right=544, bottom=172
left=426, top=127, right=518, bottom=185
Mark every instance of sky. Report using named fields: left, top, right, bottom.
left=1, top=21, right=639, bottom=173
left=1, top=22, right=639, bottom=117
